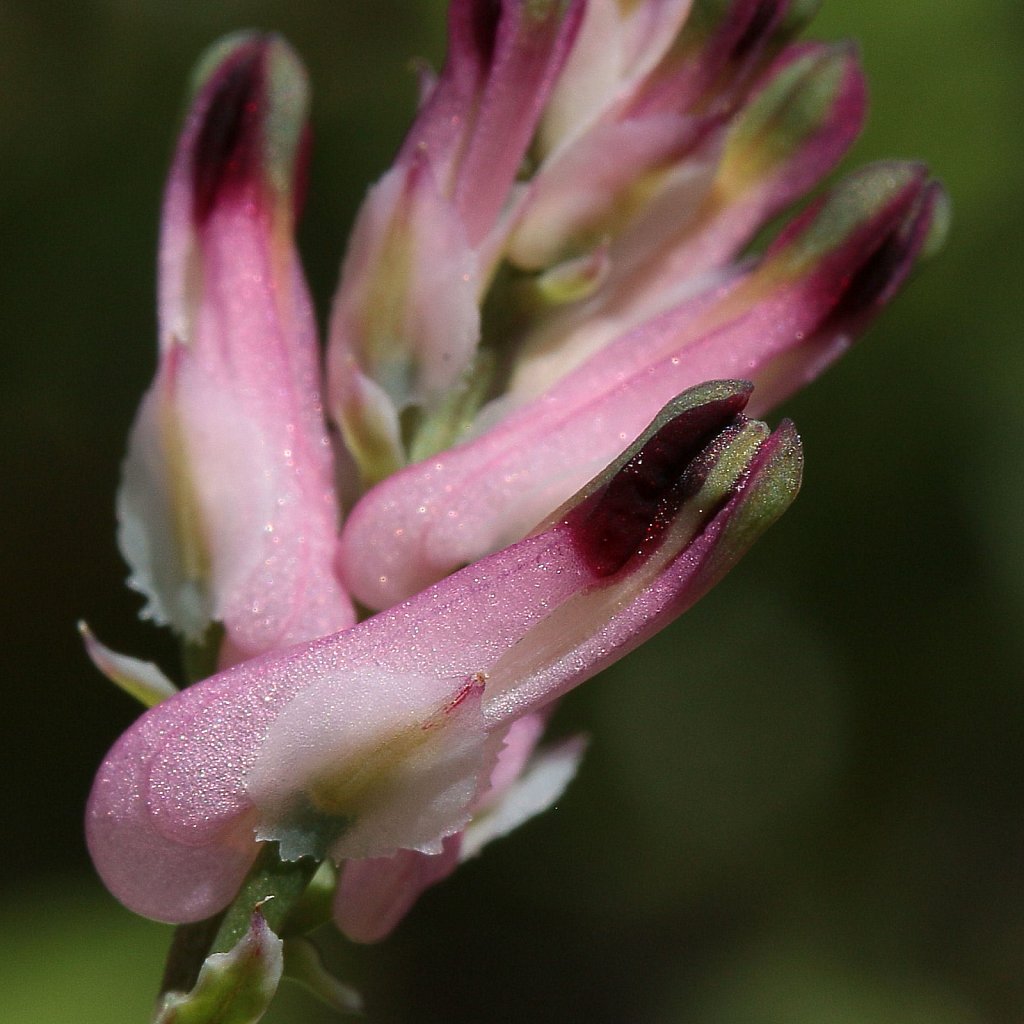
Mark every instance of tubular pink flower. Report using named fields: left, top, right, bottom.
left=89, top=2, right=949, bottom=959
left=509, top=4, right=847, bottom=274
left=505, top=40, right=867, bottom=399
left=117, top=34, right=354, bottom=665
left=87, top=381, right=802, bottom=925
left=400, top=0, right=587, bottom=248
left=326, top=0, right=586, bottom=484
left=339, top=161, right=946, bottom=610
left=535, top=0, right=696, bottom=149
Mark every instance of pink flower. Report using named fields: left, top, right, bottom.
left=117, top=34, right=354, bottom=667
left=339, top=162, right=945, bottom=611
left=89, top=2, right=947, bottom=950
left=88, top=381, right=802, bottom=926
left=331, top=0, right=945, bottom=611
left=326, top=0, right=586, bottom=484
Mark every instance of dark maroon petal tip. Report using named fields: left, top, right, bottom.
left=468, top=0, right=503, bottom=71
left=569, top=384, right=753, bottom=578
left=731, top=0, right=787, bottom=63
left=292, top=122, right=313, bottom=220
left=191, top=40, right=267, bottom=226
left=830, top=173, right=943, bottom=322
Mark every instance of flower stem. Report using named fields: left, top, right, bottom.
left=209, top=844, right=320, bottom=953
left=159, top=913, right=225, bottom=995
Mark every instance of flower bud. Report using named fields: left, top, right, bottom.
left=326, top=1, right=585, bottom=486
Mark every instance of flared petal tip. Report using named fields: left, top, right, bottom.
left=564, top=380, right=755, bottom=577
left=555, top=380, right=801, bottom=600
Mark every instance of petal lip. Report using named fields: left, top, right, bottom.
left=768, top=161, right=947, bottom=336
left=187, top=33, right=309, bottom=227
left=768, top=159, right=927, bottom=273
left=397, top=0, right=586, bottom=246
left=566, top=381, right=753, bottom=577
left=829, top=176, right=948, bottom=321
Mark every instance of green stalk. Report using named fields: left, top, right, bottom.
left=209, top=845, right=320, bottom=954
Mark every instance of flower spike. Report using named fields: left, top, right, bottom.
left=87, top=3, right=948, bottom=987
left=118, top=34, right=354, bottom=666
left=87, top=381, right=801, bottom=925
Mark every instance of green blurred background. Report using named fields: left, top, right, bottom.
left=2, top=2, right=1022, bottom=1021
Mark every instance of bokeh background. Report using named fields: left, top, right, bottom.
left=3, top=2, right=1022, bottom=1021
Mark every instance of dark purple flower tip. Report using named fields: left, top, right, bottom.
left=462, top=0, right=503, bottom=73
left=684, top=0, right=791, bottom=80
left=567, top=380, right=755, bottom=578
left=831, top=177, right=949, bottom=319
left=765, top=161, right=948, bottom=320
left=730, top=0, right=788, bottom=63
left=188, top=33, right=309, bottom=227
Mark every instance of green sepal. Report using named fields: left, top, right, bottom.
left=279, top=860, right=337, bottom=938
left=79, top=622, right=179, bottom=708
left=283, top=938, right=363, bottom=1016
left=210, top=844, right=320, bottom=954
left=153, top=908, right=283, bottom=1024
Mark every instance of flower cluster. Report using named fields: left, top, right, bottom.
left=87, top=0, right=944, bottom=952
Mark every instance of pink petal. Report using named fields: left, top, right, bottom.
left=333, top=718, right=585, bottom=944
left=399, top=0, right=586, bottom=246
left=118, top=35, right=354, bottom=664
left=333, top=839, right=462, bottom=945
left=538, top=0, right=696, bottom=153
left=325, top=157, right=480, bottom=484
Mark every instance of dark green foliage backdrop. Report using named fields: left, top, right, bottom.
left=2, top=2, right=1022, bottom=1021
